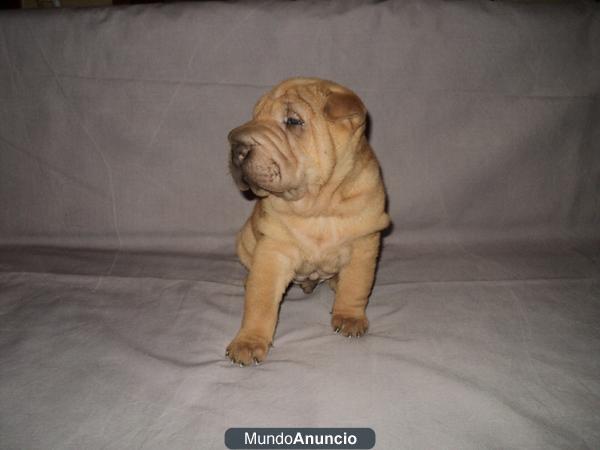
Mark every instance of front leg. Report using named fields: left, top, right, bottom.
left=227, top=239, right=297, bottom=365
left=332, top=233, right=380, bottom=337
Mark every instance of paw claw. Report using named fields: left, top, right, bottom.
left=331, top=314, right=369, bottom=338
left=226, top=333, right=270, bottom=366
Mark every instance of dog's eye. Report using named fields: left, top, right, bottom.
left=284, top=117, right=304, bottom=127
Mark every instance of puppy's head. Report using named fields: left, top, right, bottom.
left=228, top=78, right=366, bottom=200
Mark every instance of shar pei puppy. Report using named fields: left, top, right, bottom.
left=226, top=77, right=390, bottom=365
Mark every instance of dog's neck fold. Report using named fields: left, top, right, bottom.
left=266, top=129, right=368, bottom=216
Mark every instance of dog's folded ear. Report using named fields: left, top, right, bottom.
left=323, top=89, right=367, bottom=129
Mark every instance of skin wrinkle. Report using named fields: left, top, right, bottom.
left=244, top=119, right=305, bottom=195
left=291, top=94, right=332, bottom=195
left=295, top=89, right=319, bottom=117
left=280, top=125, right=297, bottom=167
left=262, top=104, right=299, bottom=173
left=312, top=118, right=336, bottom=189
left=226, top=78, right=390, bottom=364
left=261, top=123, right=291, bottom=168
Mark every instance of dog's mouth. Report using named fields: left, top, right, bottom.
left=238, top=157, right=284, bottom=194
left=245, top=159, right=280, bottom=180
left=228, top=125, right=307, bottom=198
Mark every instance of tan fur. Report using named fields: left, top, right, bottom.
left=226, top=78, right=389, bottom=365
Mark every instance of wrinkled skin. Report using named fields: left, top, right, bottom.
left=226, top=78, right=390, bottom=365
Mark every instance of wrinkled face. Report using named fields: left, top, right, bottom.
left=228, top=78, right=366, bottom=200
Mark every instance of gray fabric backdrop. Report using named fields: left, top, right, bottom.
left=1, top=1, right=599, bottom=449
left=1, top=0, right=598, bottom=251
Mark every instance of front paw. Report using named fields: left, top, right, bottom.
left=226, top=332, right=270, bottom=366
left=331, top=314, right=368, bottom=337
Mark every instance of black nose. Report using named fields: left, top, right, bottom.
left=229, top=128, right=254, bottom=166
left=231, top=142, right=251, bottom=166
